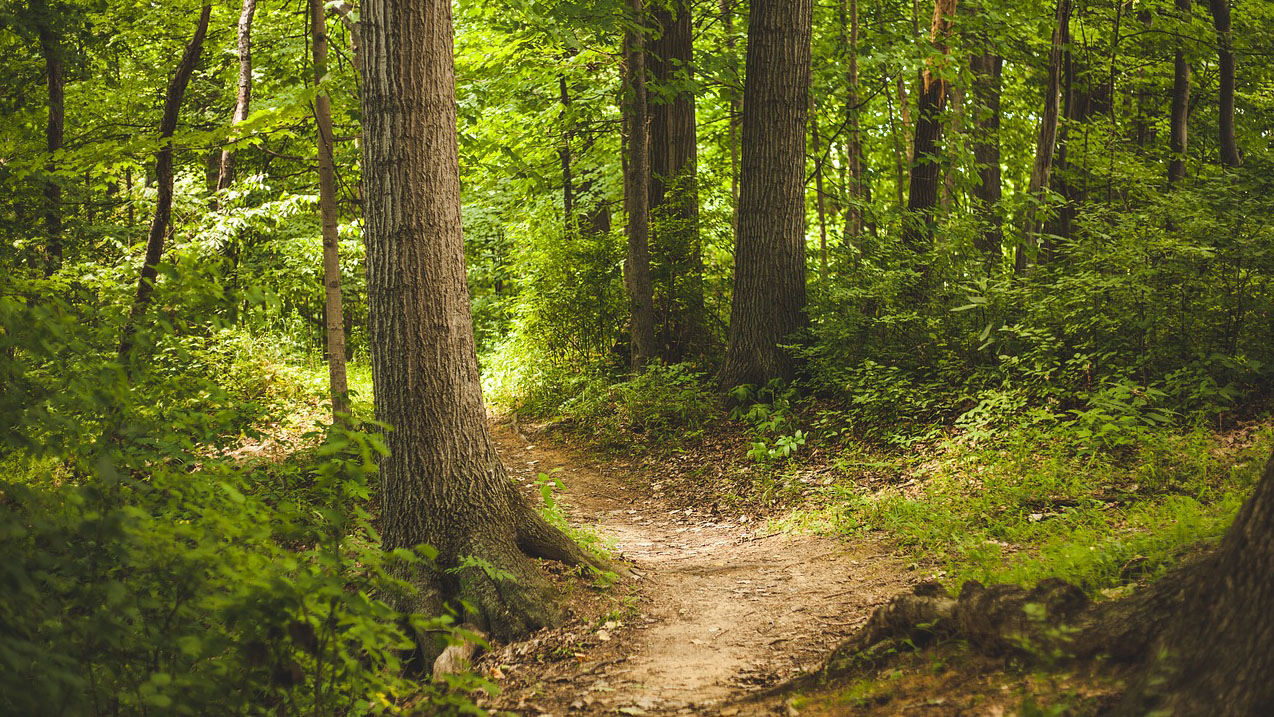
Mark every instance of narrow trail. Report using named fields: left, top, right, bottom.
left=485, top=422, right=914, bottom=715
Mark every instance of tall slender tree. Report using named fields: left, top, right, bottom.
left=969, top=42, right=1003, bottom=265
left=216, top=0, right=256, bottom=196
left=718, top=0, right=812, bottom=390
left=624, top=0, right=657, bottom=370
left=1208, top=0, right=1240, bottom=168
left=118, top=3, right=212, bottom=363
left=358, top=0, right=603, bottom=655
left=1167, top=0, right=1192, bottom=187
left=647, top=0, right=703, bottom=362
left=901, top=0, right=957, bottom=251
left=30, top=0, right=64, bottom=276
left=310, top=0, right=349, bottom=422
left=1016, top=0, right=1069, bottom=274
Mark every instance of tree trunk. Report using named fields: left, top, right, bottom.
left=310, top=0, right=350, bottom=423
left=217, top=0, right=256, bottom=198
left=1117, top=447, right=1274, bottom=714
left=1167, top=0, right=1192, bottom=187
left=358, top=0, right=602, bottom=655
left=32, top=0, right=64, bottom=276
left=901, top=0, right=957, bottom=251
left=1016, top=0, right=1068, bottom=275
left=647, top=0, right=703, bottom=362
left=558, top=73, right=574, bottom=237
left=841, top=0, right=865, bottom=247
left=117, top=4, right=212, bottom=364
left=811, top=94, right=828, bottom=280
left=623, top=0, right=657, bottom=370
left=721, top=0, right=741, bottom=226
left=969, top=47, right=1003, bottom=267
left=1208, top=0, right=1240, bottom=168
left=717, top=0, right=812, bottom=390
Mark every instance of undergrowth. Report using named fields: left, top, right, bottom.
left=777, top=420, right=1272, bottom=596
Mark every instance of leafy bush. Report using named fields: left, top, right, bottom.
left=552, top=363, right=717, bottom=449
left=0, top=428, right=485, bottom=716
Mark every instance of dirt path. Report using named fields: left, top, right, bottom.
left=484, top=422, right=913, bottom=715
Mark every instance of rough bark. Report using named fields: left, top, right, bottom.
left=358, top=0, right=603, bottom=656
left=811, top=94, right=828, bottom=279
left=969, top=49, right=1002, bottom=266
left=558, top=73, right=574, bottom=237
left=647, top=0, right=704, bottom=362
left=1208, top=0, right=1240, bottom=168
left=310, top=0, right=350, bottom=423
left=32, top=0, right=64, bottom=276
left=623, top=0, right=657, bottom=370
left=901, top=0, right=957, bottom=251
left=117, top=4, right=212, bottom=364
left=216, top=0, right=257, bottom=197
left=1016, top=0, right=1068, bottom=275
left=1168, top=0, right=1192, bottom=187
left=840, top=0, right=865, bottom=247
left=717, top=0, right=812, bottom=390
left=721, top=0, right=740, bottom=225
left=820, top=447, right=1274, bottom=716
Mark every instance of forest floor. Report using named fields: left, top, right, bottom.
left=476, top=419, right=916, bottom=715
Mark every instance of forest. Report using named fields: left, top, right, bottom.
left=2, top=0, right=1273, bottom=713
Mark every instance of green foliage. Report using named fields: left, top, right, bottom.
left=729, top=380, right=809, bottom=463
left=512, top=362, right=716, bottom=450
left=0, top=293, right=482, bottom=715
left=0, top=428, right=487, bottom=716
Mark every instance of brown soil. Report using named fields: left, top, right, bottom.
left=478, top=421, right=914, bottom=715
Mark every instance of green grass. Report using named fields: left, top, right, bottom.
left=777, top=422, right=1272, bottom=595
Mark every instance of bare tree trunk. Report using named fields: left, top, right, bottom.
left=721, top=0, right=740, bottom=227
left=217, top=0, right=256, bottom=198
left=1208, top=0, right=1240, bottom=168
left=1016, top=0, right=1068, bottom=275
left=358, top=0, right=603, bottom=658
left=624, top=0, right=657, bottom=370
left=558, top=73, right=574, bottom=237
left=811, top=94, right=829, bottom=279
left=1168, top=0, right=1192, bottom=187
left=310, top=0, right=349, bottom=423
left=32, top=0, right=64, bottom=276
left=969, top=46, right=1003, bottom=267
left=118, top=4, right=212, bottom=364
left=901, top=0, right=957, bottom=251
left=718, top=0, right=812, bottom=390
left=648, top=0, right=703, bottom=362
left=841, top=0, right=865, bottom=245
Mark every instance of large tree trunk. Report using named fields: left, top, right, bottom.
left=623, top=0, right=657, bottom=370
left=358, top=0, right=602, bottom=656
left=900, top=0, right=957, bottom=251
left=717, top=0, right=812, bottom=390
left=117, top=4, right=212, bottom=364
left=32, top=0, right=64, bottom=276
left=310, top=0, right=350, bottom=423
left=647, top=0, right=704, bottom=363
left=1016, top=0, right=1068, bottom=275
left=1117, top=447, right=1274, bottom=714
left=217, top=0, right=256, bottom=197
left=1167, top=0, right=1192, bottom=187
left=1208, top=0, right=1240, bottom=168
